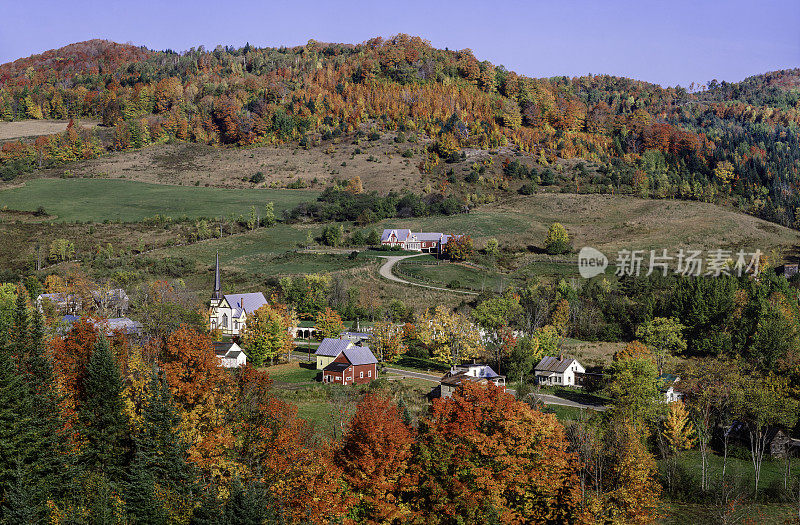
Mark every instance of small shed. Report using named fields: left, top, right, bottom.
left=213, top=341, right=247, bottom=369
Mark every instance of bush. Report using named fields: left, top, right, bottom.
left=541, top=169, right=556, bottom=185
left=465, top=171, right=479, bottom=183
left=286, top=178, right=308, bottom=189
left=518, top=183, right=536, bottom=195
left=401, top=149, right=414, bottom=158
left=447, top=280, right=462, bottom=289
left=249, top=171, right=265, bottom=184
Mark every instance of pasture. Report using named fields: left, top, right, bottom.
left=0, top=178, right=318, bottom=222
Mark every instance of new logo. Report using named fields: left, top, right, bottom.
left=578, top=247, right=608, bottom=278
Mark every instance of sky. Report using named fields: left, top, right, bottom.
left=0, top=0, right=797, bottom=88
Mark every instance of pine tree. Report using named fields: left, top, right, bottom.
left=129, top=369, right=195, bottom=519
left=221, top=478, right=282, bottom=525
left=78, top=334, right=132, bottom=484
left=20, top=307, right=71, bottom=518
left=124, top=459, right=167, bottom=525
left=0, top=338, right=33, bottom=515
left=11, top=286, right=30, bottom=361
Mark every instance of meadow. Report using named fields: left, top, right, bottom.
left=0, top=178, right=318, bottom=222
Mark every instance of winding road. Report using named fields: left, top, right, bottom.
left=377, top=253, right=478, bottom=295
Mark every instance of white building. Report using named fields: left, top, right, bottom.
left=208, top=254, right=268, bottom=336
left=439, top=364, right=506, bottom=398
left=534, top=356, right=585, bottom=387
left=214, top=341, right=247, bottom=368
left=659, top=374, right=684, bottom=403
left=380, top=229, right=457, bottom=253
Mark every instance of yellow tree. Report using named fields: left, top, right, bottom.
left=662, top=401, right=696, bottom=454
left=416, top=306, right=484, bottom=367
left=241, top=305, right=291, bottom=367
left=371, top=321, right=406, bottom=363
left=315, top=307, right=345, bottom=341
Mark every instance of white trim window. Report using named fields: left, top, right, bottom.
left=360, top=371, right=364, bottom=379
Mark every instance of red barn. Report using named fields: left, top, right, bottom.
left=322, top=345, right=378, bottom=385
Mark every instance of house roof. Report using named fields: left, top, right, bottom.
left=323, top=362, right=350, bottom=373
left=454, top=364, right=501, bottom=379
left=659, top=374, right=680, bottom=391
left=315, top=338, right=353, bottom=357
left=223, top=292, right=268, bottom=318
left=440, top=372, right=491, bottom=387
left=342, top=345, right=377, bottom=366
left=213, top=341, right=237, bottom=356
left=535, top=356, right=578, bottom=373
left=62, top=315, right=80, bottom=324
left=95, top=317, right=142, bottom=335
left=415, top=232, right=444, bottom=241
left=381, top=229, right=411, bottom=242
left=342, top=331, right=372, bottom=339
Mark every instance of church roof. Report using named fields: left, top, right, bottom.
left=223, top=293, right=268, bottom=317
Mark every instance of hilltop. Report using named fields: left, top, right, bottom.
left=0, top=35, right=798, bottom=230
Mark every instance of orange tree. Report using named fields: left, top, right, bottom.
left=443, top=235, right=473, bottom=261
left=335, top=393, right=415, bottom=524
left=405, top=382, right=585, bottom=524
left=315, top=307, right=345, bottom=341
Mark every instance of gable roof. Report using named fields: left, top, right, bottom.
left=535, top=356, right=578, bottom=373
left=315, top=338, right=353, bottom=357
left=324, top=362, right=351, bottom=373
left=381, top=229, right=411, bottom=242
left=342, top=345, right=377, bottom=366
left=223, top=292, right=268, bottom=317
left=415, top=232, right=444, bottom=241
left=213, top=341, right=237, bottom=356
left=454, top=364, right=501, bottom=379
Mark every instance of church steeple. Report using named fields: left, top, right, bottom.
left=212, top=252, right=221, bottom=300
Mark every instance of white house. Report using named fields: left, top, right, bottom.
left=534, top=356, right=585, bottom=387
left=208, top=254, right=268, bottom=336
left=438, top=364, right=506, bottom=398
left=213, top=341, right=247, bottom=368
left=659, top=374, right=684, bottom=403
left=37, top=293, right=82, bottom=315
left=380, top=229, right=457, bottom=253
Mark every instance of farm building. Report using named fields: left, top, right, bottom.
left=208, top=254, right=268, bottom=336
left=37, top=292, right=82, bottom=315
left=213, top=342, right=247, bottom=368
left=534, top=356, right=585, bottom=387
left=380, top=229, right=458, bottom=253
left=438, top=364, right=506, bottom=398
left=314, top=338, right=357, bottom=370
left=322, top=345, right=378, bottom=386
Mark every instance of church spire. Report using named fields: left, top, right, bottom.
left=212, top=252, right=221, bottom=300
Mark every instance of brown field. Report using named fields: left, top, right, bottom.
left=36, top=131, right=430, bottom=193
left=0, top=119, right=98, bottom=141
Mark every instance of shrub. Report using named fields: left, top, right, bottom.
left=447, top=280, right=462, bottom=289
left=250, top=171, right=265, bottom=184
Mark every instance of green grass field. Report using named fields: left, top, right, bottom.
left=0, top=179, right=318, bottom=222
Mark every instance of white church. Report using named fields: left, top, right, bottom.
left=208, top=254, right=269, bottom=336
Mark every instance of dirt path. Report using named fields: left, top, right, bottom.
left=377, top=253, right=478, bottom=295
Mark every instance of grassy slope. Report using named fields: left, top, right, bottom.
left=0, top=179, right=318, bottom=222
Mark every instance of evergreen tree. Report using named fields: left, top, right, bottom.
left=221, top=478, right=282, bottom=525
left=11, top=286, right=30, bottom=360
left=78, top=334, right=132, bottom=484
left=0, top=337, right=33, bottom=516
left=124, top=459, right=167, bottom=525
left=2, top=461, right=37, bottom=525
left=22, top=308, right=71, bottom=518
left=129, top=369, right=195, bottom=515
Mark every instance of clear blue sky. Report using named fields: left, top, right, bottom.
left=1, top=0, right=797, bottom=87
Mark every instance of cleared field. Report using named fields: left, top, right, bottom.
left=0, top=119, right=98, bottom=141
left=376, top=193, right=800, bottom=257
left=0, top=179, right=318, bottom=222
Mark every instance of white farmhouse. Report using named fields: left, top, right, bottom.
left=439, top=364, right=506, bottom=398
left=213, top=341, right=247, bottom=368
left=208, top=254, right=268, bottom=336
left=534, top=355, right=585, bottom=387
left=659, top=374, right=684, bottom=403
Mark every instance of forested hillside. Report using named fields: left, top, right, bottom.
left=1, top=36, right=799, bottom=228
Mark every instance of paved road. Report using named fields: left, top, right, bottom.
left=377, top=254, right=478, bottom=295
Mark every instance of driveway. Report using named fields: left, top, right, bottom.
left=377, top=253, right=478, bottom=295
